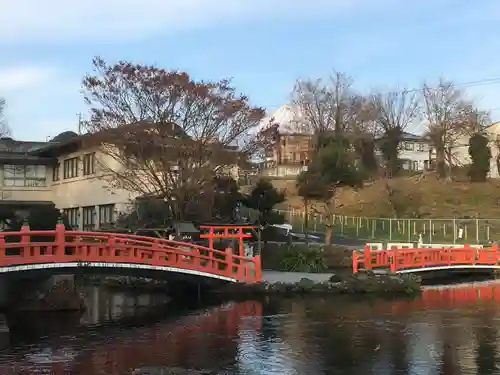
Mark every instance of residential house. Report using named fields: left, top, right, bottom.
left=259, top=104, right=435, bottom=177
left=383, top=132, right=434, bottom=171
left=449, top=121, right=500, bottom=178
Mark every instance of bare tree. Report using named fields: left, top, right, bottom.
left=290, top=72, right=363, bottom=138
left=422, top=79, right=489, bottom=179
left=81, top=57, right=266, bottom=220
left=0, top=98, right=11, bottom=137
left=371, top=88, right=420, bottom=176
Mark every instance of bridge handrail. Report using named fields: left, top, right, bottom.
left=0, top=225, right=261, bottom=283
left=1, top=227, right=253, bottom=261
left=352, top=243, right=500, bottom=273
left=73, top=231, right=253, bottom=259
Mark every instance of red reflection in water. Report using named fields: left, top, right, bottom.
left=391, top=282, right=500, bottom=313
left=7, top=301, right=263, bottom=375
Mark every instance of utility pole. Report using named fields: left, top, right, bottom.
left=77, top=113, right=83, bottom=134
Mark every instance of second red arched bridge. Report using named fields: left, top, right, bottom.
left=352, top=244, right=500, bottom=274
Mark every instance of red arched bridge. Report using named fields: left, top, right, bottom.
left=0, top=224, right=261, bottom=283
left=352, top=244, right=500, bottom=274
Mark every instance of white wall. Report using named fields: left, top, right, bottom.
left=450, top=123, right=500, bottom=178
left=51, top=146, right=136, bottom=212
left=0, top=146, right=138, bottom=230
left=0, top=166, right=52, bottom=202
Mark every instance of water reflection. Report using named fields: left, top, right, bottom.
left=1, top=283, right=500, bottom=373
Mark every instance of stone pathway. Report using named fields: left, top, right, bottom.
left=261, top=269, right=389, bottom=284
left=261, top=271, right=334, bottom=283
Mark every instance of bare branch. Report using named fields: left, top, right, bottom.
left=0, top=98, right=11, bottom=138
left=421, top=78, right=488, bottom=179
left=290, top=72, right=359, bottom=136
left=371, top=88, right=421, bottom=175
left=371, top=88, right=420, bottom=134
left=81, top=58, right=265, bottom=219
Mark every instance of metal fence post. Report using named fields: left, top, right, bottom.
left=428, top=219, right=432, bottom=244
left=452, top=217, right=456, bottom=244
left=475, top=219, right=479, bottom=244
left=407, top=219, right=411, bottom=243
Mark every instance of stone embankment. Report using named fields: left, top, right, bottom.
left=215, top=270, right=422, bottom=298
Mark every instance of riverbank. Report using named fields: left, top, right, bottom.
left=215, top=270, right=421, bottom=298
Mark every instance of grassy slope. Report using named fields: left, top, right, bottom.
left=273, top=175, right=500, bottom=219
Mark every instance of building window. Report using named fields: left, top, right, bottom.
left=52, top=162, right=60, bottom=181
left=404, top=142, right=414, bottom=151
left=63, top=208, right=79, bottom=229
left=417, top=143, right=425, bottom=152
left=3, top=165, right=47, bottom=187
left=82, top=153, right=96, bottom=176
left=99, top=204, right=115, bottom=226
left=82, top=206, right=96, bottom=231
left=63, top=157, right=79, bottom=179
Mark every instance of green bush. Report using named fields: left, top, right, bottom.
left=322, top=245, right=354, bottom=270
left=279, top=244, right=327, bottom=273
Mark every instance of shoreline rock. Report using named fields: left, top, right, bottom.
left=15, top=280, right=85, bottom=312
left=215, top=271, right=422, bottom=298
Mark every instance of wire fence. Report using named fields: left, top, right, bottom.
left=277, top=209, right=500, bottom=244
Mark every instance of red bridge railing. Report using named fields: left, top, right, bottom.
left=352, top=244, right=500, bottom=273
left=0, top=224, right=261, bottom=283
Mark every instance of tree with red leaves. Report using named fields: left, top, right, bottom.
left=82, top=57, right=268, bottom=220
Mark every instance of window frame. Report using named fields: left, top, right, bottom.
left=3, top=164, right=47, bottom=187
left=99, top=204, right=115, bottom=226
left=63, top=157, right=79, bottom=179
left=52, top=162, right=60, bottom=181
left=82, top=152, right=96, bottom=176
left=82, top=205, right=96, bottom=231
left=404, top=142, right=414, bottom=151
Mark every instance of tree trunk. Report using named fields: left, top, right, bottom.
left=324, top=224, right=332, bottom=246
left=324, top=201, right=335, bottom=246
left=496, top=153, right=500, bottom=177
left=446, top=146, right=453, bottom=180
left=303, top=199, right=309, bottom=245
left=435, top=145, right=446, bottom=178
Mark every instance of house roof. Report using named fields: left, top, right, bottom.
left=30, top=121, right=188, bottom=157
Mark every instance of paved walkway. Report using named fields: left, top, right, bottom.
left=261, top=271, right=334, bottom=283
left=261, top=269, right=388, bottom=283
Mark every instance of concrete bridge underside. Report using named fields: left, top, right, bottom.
left=0, top=262, right=233, bottom=310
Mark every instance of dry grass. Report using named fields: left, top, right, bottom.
left=271, top=174, right=500, bottom=219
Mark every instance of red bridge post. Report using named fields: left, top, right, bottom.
left=55, top=223, right=65, bottom=257
left=363, top=245, right=372, bottom=270
left=352, top=251, right=359, bottom=273
left=390, top=246, right=398, bottom=273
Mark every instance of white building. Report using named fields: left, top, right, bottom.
left=386, top=132, right=433, bottom=171
left=0, top=128, right=244, bottom=230
left=447, top=121, right=500, bottom=178
left=0, top=135, right=136, bottom=230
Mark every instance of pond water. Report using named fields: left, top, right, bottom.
left=1, top=282, right=500, bottom=374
